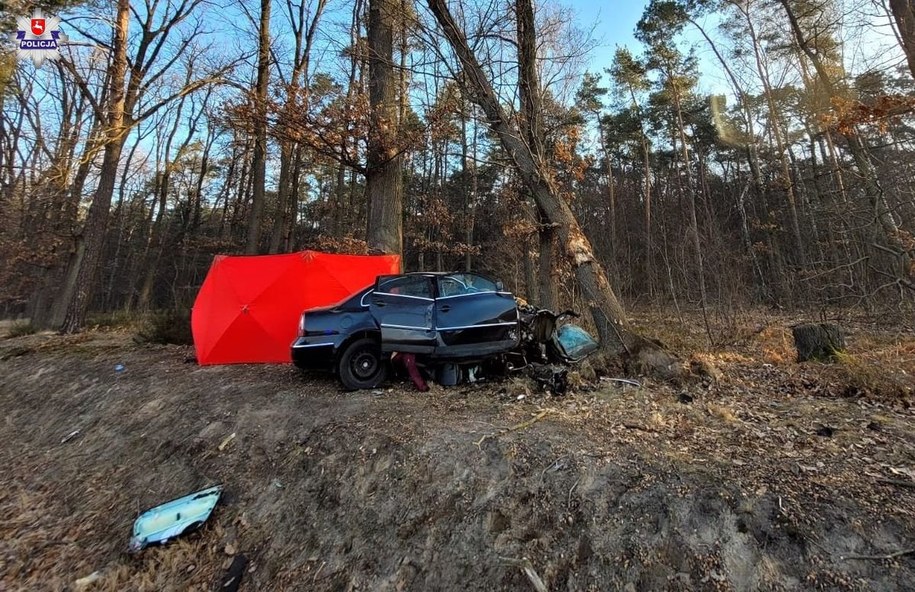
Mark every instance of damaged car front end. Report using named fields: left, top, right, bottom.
left=506, top=302, right=599, bottom=394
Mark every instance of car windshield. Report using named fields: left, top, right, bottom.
left=438, top=273, right=498, bottom=297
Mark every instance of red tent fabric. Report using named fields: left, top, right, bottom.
left=192, top=250, right=400, bottom=365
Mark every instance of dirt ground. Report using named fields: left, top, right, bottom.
left=1, top=311, right=914, bottom=591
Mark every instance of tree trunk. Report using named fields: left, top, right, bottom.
left=245, top=0, right=272, bottom=255
left=889, top=0, right=915, bottom=79
left=460, top=96, right=474, bottom=272
left=284, top=147, right=303, bottom=251
left=466, top=112, right=478, bottom=271
left=365, top=0, right=403, bottom=259
left=58, top=0, right=130, bottom=333
left=537, top=213, right=557, bottom=310
left=269, top=144, right=292, bottom=254
left=516, top=0, right=559, bottom=305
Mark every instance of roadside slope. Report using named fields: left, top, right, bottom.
left=0, top=332, right=913, bottom=591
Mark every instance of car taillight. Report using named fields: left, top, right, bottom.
left=298, top=313, right=306, bottom=337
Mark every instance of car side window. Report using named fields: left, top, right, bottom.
left=438, top=277, right=466, bottom=297
left=439, top=273, right=497, bottom=296
left=377, top=276, right=433, bottom=299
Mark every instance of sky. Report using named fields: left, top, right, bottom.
left=565, top=0, right=647, bottom=73
left=565, top=0, right=908, bottom=97
left=561, top=0, right=733, bottom=97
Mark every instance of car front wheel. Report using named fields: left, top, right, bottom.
left=337, top=337, right=388, bottom=390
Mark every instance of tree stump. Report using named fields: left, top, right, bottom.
left=792, top=323, right=846, bottom=362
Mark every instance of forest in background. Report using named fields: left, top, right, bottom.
left=2, top=0, right=915, bottom=337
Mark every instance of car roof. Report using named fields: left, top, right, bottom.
left=399, top=271, right=481, bottom=277
left=393, top=271, right=454, bottom=277
left=378, top=271, right=499, bottom=282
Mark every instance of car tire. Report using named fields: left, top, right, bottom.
left=337, top=337, right=388, bottom=390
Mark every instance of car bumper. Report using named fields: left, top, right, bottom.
left=291, top=338, right=335, bottom=370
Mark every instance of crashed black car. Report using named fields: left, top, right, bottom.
left=292, top=272, right=519, bottom=389
left=291, top=271, right=598, bottom=390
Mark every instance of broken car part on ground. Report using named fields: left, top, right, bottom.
left=128, top=485, right=223, bottom=553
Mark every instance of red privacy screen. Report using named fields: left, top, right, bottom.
left=191, top=250, right=400, bottom=364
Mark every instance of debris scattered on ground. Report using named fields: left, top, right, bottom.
left=128, top=485, right=223, bottom=552
left=815, top=425, right=836, bottom=437
left=218, top=432, right=236, bottom=451
left=60, top=429, right=80, bottom=444
left=74, top=571, right=101, bottom=590
left=689, top=353, right=723, bottom=382
left=219, top=554, right=248, bottom=592
left=500, top=556, right=547, bottom=592
left=599, top=377, right=641, bottom=388
left=527, top=363, right=568, bottom=395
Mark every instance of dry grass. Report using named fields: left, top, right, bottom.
left=630, top=306, right=915, bottom=402
left=4, top=321, right=37, bottom=339
left=706, top=403, right=739, bottom=424
left=755, top=326, right=795, bottom=364
left=829, top=336, right=915, bottom=399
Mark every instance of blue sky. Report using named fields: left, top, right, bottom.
left=564, top=0, right=908, bottom=97
left=566, top=0, right=647, bottom=73
left=563, top=0, right=738, bottom=97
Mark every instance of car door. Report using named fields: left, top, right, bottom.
left=433, top=273, right=519, bottom=357
left=369, top=275, right=436, bottom=353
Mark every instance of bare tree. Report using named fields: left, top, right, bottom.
left=426, top=0, right=633, bottom=352
left=54, top=0, right=233, bottom=331
left=777, top=0, right=914, bottom=284
left=57, top=0, right=131, bottom=333
left=268, top=0, right=329, bottom=253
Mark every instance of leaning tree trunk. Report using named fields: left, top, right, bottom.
left=428, top=0, right=632, bottom=352
left=538, top=219, right=558, bottom=310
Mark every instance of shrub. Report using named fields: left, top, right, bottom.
left=832, top=350, right=913, bottom=400
left=136, top=309, right=193, bottom=345
left=87, top=310, right=137, bottom=331
left=5, top=321, right=37, bottom=338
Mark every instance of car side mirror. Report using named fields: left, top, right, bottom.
left=496, top=281, right=504, bottom=291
